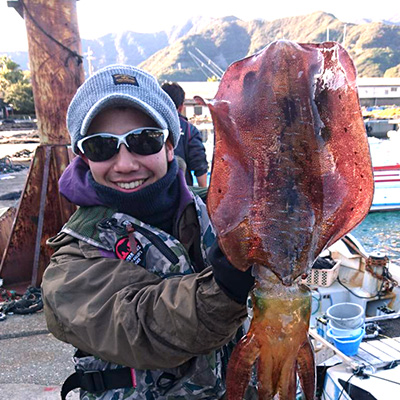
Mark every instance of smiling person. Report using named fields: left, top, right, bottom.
left=41, top=65, right=255, bottom=400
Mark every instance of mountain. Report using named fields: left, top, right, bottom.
left=139, top=12, right=400, bottom=80
left=2, top=12, right=399, bottom=79
left=81, top=31, right=169, bottom=71
left=166, top=16, right=219, bottom=44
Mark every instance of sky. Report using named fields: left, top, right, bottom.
left=0, top=0, right=399, bottom=52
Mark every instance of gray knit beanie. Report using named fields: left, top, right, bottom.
left=67, top=64, right=180, bottom=153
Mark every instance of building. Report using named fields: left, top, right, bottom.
left=358, top=78, right=400, bottom=107
left=177, top=82, right=219, bottom=121
left=0, top=98, right=12, bottom=119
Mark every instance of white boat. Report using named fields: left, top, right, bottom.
left=369, top=132, right=400, bottom=211
left=309, top=234, right=400, bottom=400
left=371, top=164, right=400, bottom=211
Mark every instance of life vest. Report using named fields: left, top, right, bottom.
left=60, top=193, right=238, bottom=400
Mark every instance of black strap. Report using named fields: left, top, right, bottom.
left=61, top=367, right=134, bottom=400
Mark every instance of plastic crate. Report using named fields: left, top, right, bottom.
left=302, top=260, right=340, bottom=287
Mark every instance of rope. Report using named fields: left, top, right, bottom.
left=365, top=258, right=398, bottom=292
left=366, top=256, right=389, bottom=268
left=360, top=372, right=400, bottom=386
left=311, top=289, right=321, bottom=315
left=336, top=373, right=355, bottom=400
left=338, top=254, right=398, bottom=298
left=337, top=276, right=382, bottom=299
left=20, top=0, right=83, bottom=66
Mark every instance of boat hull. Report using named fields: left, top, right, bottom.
left=371, top=164, right=400, bottom=211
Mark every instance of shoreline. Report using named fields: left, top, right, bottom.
left=0, top=129, right=39, bottom=160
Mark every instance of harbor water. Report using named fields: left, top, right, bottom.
left=350, top=136, right=400, bottom=264
left=351, top=211, right=400, bottom=264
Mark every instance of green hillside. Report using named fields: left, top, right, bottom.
left=139, top=11, right=400, bottom=81
left=2, top=12, right=399, bottom=80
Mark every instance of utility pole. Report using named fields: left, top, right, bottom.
left=343, top=24, right=347, bottom=48
left=85, top=46, right=95, bottom=76
left=0, top=0, right=84, bottom=289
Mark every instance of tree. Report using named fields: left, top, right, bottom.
left=0, top=56, right=23, bottom=95
left=0, top=56, right=35, bottom=115
left=384, top=64, right=400, bottom=77
left=4, top=80, right=35, bottom=115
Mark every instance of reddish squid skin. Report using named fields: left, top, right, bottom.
left=206, top=40, right=374, bottom=399
left=207, top=40, right=374, bottom=285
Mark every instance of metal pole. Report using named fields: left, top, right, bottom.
left=31, top=145, right=51, bottom=286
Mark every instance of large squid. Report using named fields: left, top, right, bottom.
left=206, top=41, right=374, bottom=399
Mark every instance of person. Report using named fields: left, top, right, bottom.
left=161, top=81, right=208, bottom=187
left=41, top=64, right=255, bottom=400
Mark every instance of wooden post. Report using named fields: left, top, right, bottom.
left=20, top=0, right=84, bottom=143
left=0, top=0, right=84, bottom=290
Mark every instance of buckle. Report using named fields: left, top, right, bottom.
left=81, top=371, right=106, bottom=393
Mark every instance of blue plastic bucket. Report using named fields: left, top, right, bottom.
left=327, top=328, right=365, bottom=356
left=328, top=320, right=364, bottom=338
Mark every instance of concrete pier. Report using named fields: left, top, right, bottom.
left=0, top=311, right=78, bottom=399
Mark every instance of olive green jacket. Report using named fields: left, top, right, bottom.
left=42, top=202, right=247, bottom=371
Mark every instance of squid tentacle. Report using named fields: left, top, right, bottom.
left=256, top=344, right=276, bottom=399
left=297, top=337, right=316, bottom=400
left=226, top=334, right=260, bottom=400
left=277, top=358, right=297, bottom=400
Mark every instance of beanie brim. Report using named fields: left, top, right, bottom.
left=81, top=94, right=169, bottom=140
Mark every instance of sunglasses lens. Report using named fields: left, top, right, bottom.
left=81, top=136, right=119, bottom=162
left=126, top=129, right=164, bottom=155
left=80, top=129, right=166, bottom=161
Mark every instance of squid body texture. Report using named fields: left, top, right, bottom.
left=206, top=40, right=374, bottom=399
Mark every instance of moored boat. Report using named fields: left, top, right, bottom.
left=369, top=134, right=400, bottom=211
left=308, top=234, right=400, bottom=399
left=371, top=164, right=400, bottom=211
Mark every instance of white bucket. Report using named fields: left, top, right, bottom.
left=326, top=302, right=364, bottom=330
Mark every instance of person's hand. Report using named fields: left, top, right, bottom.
left=208, top=241, right=255, bottom=304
